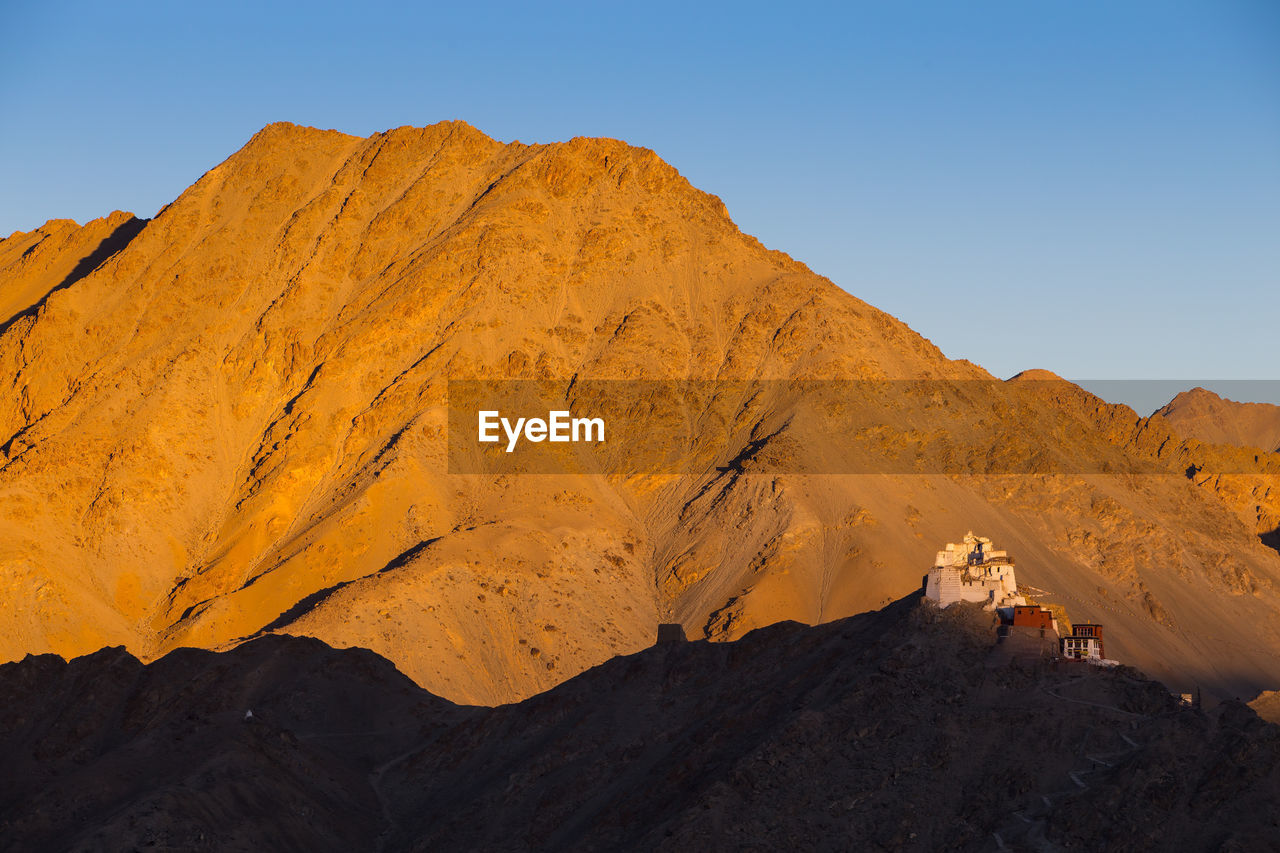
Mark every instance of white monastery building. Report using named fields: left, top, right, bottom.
left=924, top=531, right=1026, bottom=613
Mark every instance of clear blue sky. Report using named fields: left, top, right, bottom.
left=2, top=1, right=1277, bottom=408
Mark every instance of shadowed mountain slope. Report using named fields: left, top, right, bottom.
left=1, top=600, right=1278, bottom=852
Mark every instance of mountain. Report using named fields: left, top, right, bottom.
left=2, top=599, right=1278, bottom=852
left=1155, top=387, right=1280, bottom=454
left=0, top=211, right=147, bottom=335
left=2, top=121, right=1280, bottom=705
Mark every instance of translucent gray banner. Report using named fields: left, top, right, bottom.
left=446, top=379, right=1280, bottom=475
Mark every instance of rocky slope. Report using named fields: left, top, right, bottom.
left=2, top=122, right=1280, bottom=704
left=1250, top=690, right=1280, bottom=724
left=0, top=211, right=147, bottom=335
left=2, top=599, right=1278, bottom=852
left=1155, top=386, right=1280, bottom=454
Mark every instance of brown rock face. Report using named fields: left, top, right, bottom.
left=1155, top=386, right=1280, bottom=454
left=2, top=121, right=1280, bottom=704
left=1, top=211, right=147, bottom=334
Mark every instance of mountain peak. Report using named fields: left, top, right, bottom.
left=2, top=122, right=1280, bottom=708
left=1008, top=368, right=1066, bottom=382
left=244, top=120, right=359, bottom=148
left=1155, top=387, right=1280, bottom=453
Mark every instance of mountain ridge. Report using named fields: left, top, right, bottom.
left=3, top=598, right=1278, bottom=851
left=1155, top=386, right=1280, bottom=454
left=2, top=121, right=1279, bottom=705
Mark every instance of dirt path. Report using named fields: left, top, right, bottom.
left=990, top=679, right=1153, bottom=850
left=369, top=739, right=427, bottom=853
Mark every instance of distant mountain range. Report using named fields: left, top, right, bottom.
left=1155, top=387, right=1280, bottom=454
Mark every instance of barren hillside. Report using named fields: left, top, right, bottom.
left=2, top=122, right=1279, bottom=703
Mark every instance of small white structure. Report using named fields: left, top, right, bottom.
left=925, top=531, right=1026, bottom=612
left=1061, top=635, right=1103, bottom=661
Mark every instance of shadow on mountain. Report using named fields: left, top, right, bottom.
left=256, top=581, right=352, bottom=634
left=3, top=594, right=1280, bottom=851
left=0, top=215, right=147, bottom=336
left=253, top=539, right=441, bottom=634
left=1262, top=525, right=1280, bottom=556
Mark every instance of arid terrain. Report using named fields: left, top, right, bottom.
left=2, top=598, right=1278, bottom=852
left=1155, top=387, right=1280, bottom=454
left=2, top=122, right=1280, bottom=711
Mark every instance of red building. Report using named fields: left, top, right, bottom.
left=1011, top=605, right=1055, bottom=632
